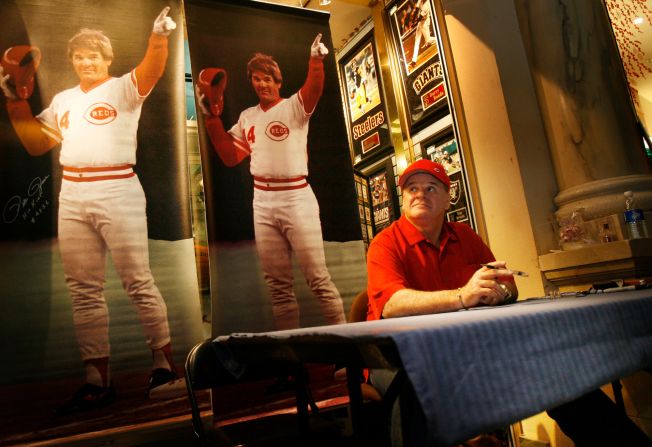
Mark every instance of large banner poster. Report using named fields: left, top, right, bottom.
left=0, top=1, right=203, bottom=444
left=185, top=0, right=368, bottom=336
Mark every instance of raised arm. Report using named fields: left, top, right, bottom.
left=0, top=60, right=59, bottom=156
left=195, top=70, right=249, bottom=167
left=299, top=33, right=328, bottom=114
left=133, top=6, right=176, bottom=96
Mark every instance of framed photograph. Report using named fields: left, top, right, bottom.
left=354, top=173, right=372, bottom=247
left=361, top=179, right=369, bottom=202
left=338, top=29, right=392, bottom=164
left=386, top=0, right=449, bottom=129
left=367, top=157, right=400, bottom=236
left=423, top=135, right=477, bottom=230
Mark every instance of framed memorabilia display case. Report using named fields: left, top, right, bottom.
left=419, top=128, right=477, bottom=230
left=353, top=172, right=374, bottom=248
left=368, top=162, right=398, bottom=235
left=338, top=24, right=393, bottom=165
left=385, top=0, right=449, bottom=130
left=367, top=156, right=400, bottom=237
left=353, top=154, right=400, bottom=244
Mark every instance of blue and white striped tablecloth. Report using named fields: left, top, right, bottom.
left=218, top=290, right=652, bottom=445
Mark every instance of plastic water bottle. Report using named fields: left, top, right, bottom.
left=623, top=191, right=649, bottom=239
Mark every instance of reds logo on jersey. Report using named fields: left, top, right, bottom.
left=83, top=102, right=117, bottom=125
left=265, top=121, right=290, bottom=141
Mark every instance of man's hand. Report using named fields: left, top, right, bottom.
left=458, top=262, right=514, bottom=308
left=310, top=33, right=329, bottom=59
left=194, top=84, right=211, bottom=117
left=153, top=6, right=177, bottom=36
left=0, top=65, right=17, bottom=100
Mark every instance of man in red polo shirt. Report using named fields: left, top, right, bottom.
left=366, top=159, right=516, bottom=446
left=366, top=159, right=652, bottom=447
left=367, top=159, right=516, bottom=323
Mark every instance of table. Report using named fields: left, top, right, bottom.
left=215, top=289, right=652, bottom=445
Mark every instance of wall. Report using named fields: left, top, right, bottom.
left=438, top=0, right=566, bottom=445
left=439, top=0, right=553, bottom=299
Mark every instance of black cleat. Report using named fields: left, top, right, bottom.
left=147, top=368, right=186, bottom=399
left=56, top=383, right=116, bottom=416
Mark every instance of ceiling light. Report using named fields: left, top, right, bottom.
left=319, top=0, right=331, bottom=5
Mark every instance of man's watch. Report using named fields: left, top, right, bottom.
left=498, top=283, right=516, bottom=304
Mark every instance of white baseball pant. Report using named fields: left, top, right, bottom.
left=57, top=174, right=171, bottom=360
left=252, top=185, right=346, bottom=330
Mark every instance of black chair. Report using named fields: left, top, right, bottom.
left=185, top=339, right=232, bottom=446
left=185, top=338, right=318, bottom=447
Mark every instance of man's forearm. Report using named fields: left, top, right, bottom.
left=382, top=288, right=463, bottom=318
left=134, top=33, right=168, bottom=96
left=6, top=100, right=58, bottom=156
left=205, top=116, right=248, bottom=166
left=299, top=58, right=324, bottom=114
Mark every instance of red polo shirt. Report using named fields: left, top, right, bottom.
left=366, top=216, right=498, bottom=320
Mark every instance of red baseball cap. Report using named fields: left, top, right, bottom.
left=398, top=159, right=450, bottom=190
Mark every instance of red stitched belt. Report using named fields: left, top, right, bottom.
left=62, top=164, right=135, bottom=182
left=253, top=175, right=308, bottom=191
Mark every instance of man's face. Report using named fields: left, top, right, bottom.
left=402, top=172, right=450, bottom=222
left=251, top=70, right=281, bottom=106
left=71, top=48, right=111, bottom=85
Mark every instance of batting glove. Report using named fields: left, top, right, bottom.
left=197, top=68, right=227, bottom=116
left=0, top=65, right=17, bottom=100
left=153, top=6, right=177, bottom=36
left=310, top=33, right=329, bottom=59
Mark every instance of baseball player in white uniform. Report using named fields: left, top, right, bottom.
left=197, top=34, right=346, bottom=330
left=0, top=7, right=181, bottom=414
left=409, top=0, right=437, bottom=68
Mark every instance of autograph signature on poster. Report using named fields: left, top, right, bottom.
left=2, top=176, right=50, bottom=224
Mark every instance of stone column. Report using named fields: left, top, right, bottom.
left=515, top=0, right=652, bottom=221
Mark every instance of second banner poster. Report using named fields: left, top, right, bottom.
left=185, top=0, right=368, bottom=334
